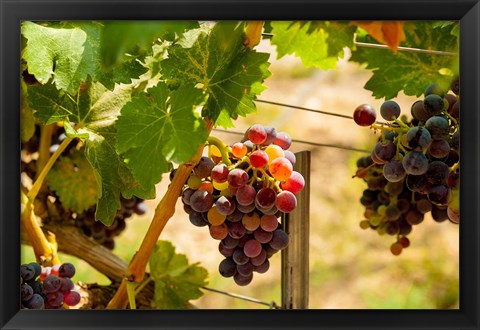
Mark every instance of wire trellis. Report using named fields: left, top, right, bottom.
left=202, top=286, right=281, bottom=309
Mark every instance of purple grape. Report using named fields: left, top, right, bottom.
left=254, top=259, right=270, bottom=274
left=406, top=126, right=432, bottom=151
left=236, top=185, right=257, bottom=206
left=236, top=262, right=254, bottom=277
left=60, top=277, right=75, bottom=292
left=46, top=291, right=64, bottom=307
left=24, top=293, right=45, bottom=309
left=425, top=116, right=450, bottom=140
left=194, top=156, right=215, bottom=179
left=43, top=275, right=62, bottom=293
left=255, top=187, right=276, bottom=210
left=383, top=160, right=406, bottom=183
left=233, top=272, right=253, bottom=286
left=402, top=151, right=429, bottom=175
left=219, top=258, right=237, bottom=278
left=20, top=264, right=36, bottom=282
left=232, top=248, right=249, bottom=265
left=63, top=290, right=81, bottom=306
left=269, top=229, right=289, bottom=250
left=380, top=100, right=401, bottom=121
left=21, top=283, right=34, bottom=302
left=189, top=190, right=214, bottom=213
left=58, top=263, right=76, bottom=278
left=425, top=161, right=450, bottom=184
left=423, top=94, right=445, bottom=116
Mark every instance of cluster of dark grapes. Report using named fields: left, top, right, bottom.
left=75, top=196, right=147, bottom=250
left=21, top=124, right=148, bottom=250
left=353, top=79, right=460, bottom=255
left=178, top=124, right=305, bottom=286
left=20, top=262, right=81, bottom=309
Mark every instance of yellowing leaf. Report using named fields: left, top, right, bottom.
left=46, top=149, right=97, bottom=213
left=353, top=21, right=406, bottom=52
left=244, top=21, right=264, bottom=49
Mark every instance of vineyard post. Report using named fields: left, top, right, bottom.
left=281, top=150, right=310, bottom=309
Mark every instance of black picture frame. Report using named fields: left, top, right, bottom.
left=1, top=0, right=479, bottom=329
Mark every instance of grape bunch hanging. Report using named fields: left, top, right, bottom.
left=20, top=262, right=81, bottom=309
left=353, top=80, right=460, bottom=255
left=179, top=124, right=305, bottom=286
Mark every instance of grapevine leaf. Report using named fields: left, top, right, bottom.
left=21, top=21, right=103, bottom=94
left=149, top=241, right=208, bottom=309
left=45, top=149, right=97, bottom=213
left=350, top=22, right=458, bottom=99
left=270, top=21, right=355, bottom=69
left=161, top=22, right=270, bottom=128
left=28, top=79, right=154, bottom=225
left=116, top=83, right=207, bottom=188
left=100, top=21, right=199, bottom=68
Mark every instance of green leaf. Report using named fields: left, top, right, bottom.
left=100, top=21, right=199, bottom=68
left=21, top=21, right=103, bottom=94
left=45, top=149, right=97, bottom=213
left=350, top=22, right=458, bottom=99
left=161, top=22, right=270, bottom=128
left=270, top=21, right=355, bottom=69
left=116, top=83, right=207, bottom=188
left=28, top=79, right=155, bottom=225
left=21, top=21, right=147, bottom=92
left=149, top=241, right=208, bottom=309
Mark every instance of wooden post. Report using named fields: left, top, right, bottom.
left=281, top=151, right=310, bottom=309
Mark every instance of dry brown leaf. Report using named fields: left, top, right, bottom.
left=352, top=21, right=406, bottom=52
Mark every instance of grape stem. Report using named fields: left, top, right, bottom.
left=450, top=162, right=459, bottom=172
left=107, top=119, right=214, bottom=309
left=36, top=124, right=54, bottom=178
left=207, top=136, right=231, bottom=165
left=27, top=135, right=73, bottom=203
left=22, top=129, right=72, bottom=266
left=21, top=191, right=61, bottom=265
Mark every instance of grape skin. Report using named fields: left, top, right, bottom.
left=380, top=100, right=401, bottom=121
left=402, top=151, right=429, bottom=175
left=353, top=104, right=377, bottom=126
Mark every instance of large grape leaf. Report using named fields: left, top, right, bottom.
left=350, top=21, right=459, bottom=99
left=149, top=241, right=208, bottom=309
left=21, top=21, right=101, bottom=94
left=116, top=83, right=207, bottom=188
left=161, top=22, right=271, bottom=128
left=270, top=21, right=356, bottom=69
left=27, top=80, right=155, bottom=225
left=21, top=21, right=146, bottom=93
left=45, top=149, right=97, bottom=213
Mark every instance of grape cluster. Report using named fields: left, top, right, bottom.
left=21, top=262, right=81, bottom=309
left=179, top=124, right=305, bottom=286
left=75, top=196, right=147, bottom=250
left=353, top=81, right=460, bottom=255
left=21, top=124, right=148, bottom=250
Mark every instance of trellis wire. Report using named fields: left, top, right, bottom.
left=261, top=32, right=456, bottom=56
left=201, top=286, right=281, bottom=309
